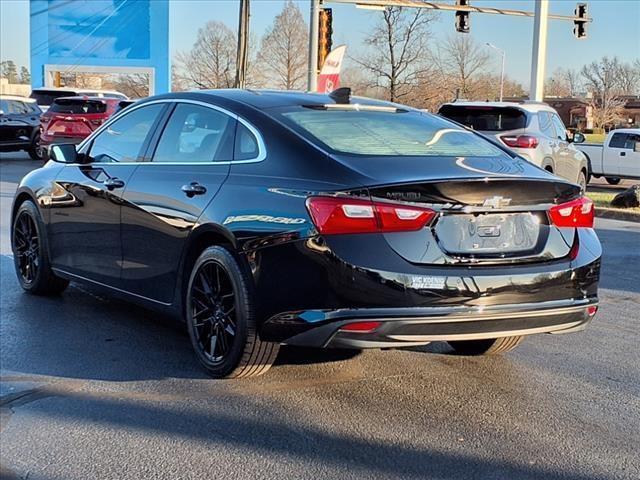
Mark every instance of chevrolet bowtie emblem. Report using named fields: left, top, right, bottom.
left=483, top=196, right=511, bottom=208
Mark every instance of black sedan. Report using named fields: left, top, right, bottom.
left=0, top=95, right=43, bottom=160
left=10, top=89, right=601, bottom=378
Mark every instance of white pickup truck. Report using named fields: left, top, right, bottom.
left=577, top=128, right=640, bottom=185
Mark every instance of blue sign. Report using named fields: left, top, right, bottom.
left=30, top=0, right=169, bottom=93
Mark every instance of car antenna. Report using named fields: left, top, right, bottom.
left=329, top=87, right=351, bottom=105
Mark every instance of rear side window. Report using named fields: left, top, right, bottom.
left=438, top=105, right=527, bottom=132
left=153, top=103, right=235, bottom=163
left=49, top=99, right=107, bottom=114
left=234, top=122, right=259, bottom=160
left=609, top=133, right=627, bottom=148
left=281, top=108, right=504, bottom=157
left=88, top=104, right=164, bottom=163
left=538, top=112, right=556, bottom=138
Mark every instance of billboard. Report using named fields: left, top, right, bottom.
left=30, top=0, right=169, bottom=93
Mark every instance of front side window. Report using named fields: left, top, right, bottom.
left=153, top=103, right=235, bottom=163
left=281, top=107, right=504, bottom=157
left=88, top=104, right=163, bottom=163
left=623, top=134, right=640, bottom=150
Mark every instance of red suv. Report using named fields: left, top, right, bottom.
left=40, top=96, right=121, bottom=156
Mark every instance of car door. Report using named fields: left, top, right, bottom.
left=119, top=101, right=237, bottom=303
left=603, top=132, right=627, bottom=176
left=0, top=99, right=39, bottom=146
left=549, top=113, right=575, bottom=182
left=619, top=133, right=640, bottom=178
left=47, top=103, right=166, bottom=285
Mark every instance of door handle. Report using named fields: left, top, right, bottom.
left=103, top=177, right=125, bottom=190
left=181, top=182, right=207, bottom=198
left=620, top=152, right=626, bottom=156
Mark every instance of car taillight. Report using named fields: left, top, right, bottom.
left=548, top=197, right=594, bottom=228
left=500, top=135, right=539, bottom=149
left=306, top=196, right=436, bottom=235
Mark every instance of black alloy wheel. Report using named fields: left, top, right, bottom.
left=28, top=133, right=44, bottom=160
left=191, top=260, right=237, bottom=363
left=13, top=211, right=39, bottom=284
left=186, top=246, right=279, bottom=378
left=12, top=200, right=69, bottom=295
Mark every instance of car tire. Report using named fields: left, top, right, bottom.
left=605, top=177, right=621, bottom=185
left=27, top=134, right=44, bottom=161
left=186, top=246, right=280, bottom=379
left=447, top=336, right=524, bottom=355
left=577, top=170, right=587, bottom=191
left=12, top=200, right=69, bottom=295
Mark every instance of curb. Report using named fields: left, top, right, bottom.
left=595, top=207, right=640, bottom=223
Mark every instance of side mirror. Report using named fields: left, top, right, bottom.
left=48, top=143, right=78, bottom=164
left=572, top=132, right=586, bottom=144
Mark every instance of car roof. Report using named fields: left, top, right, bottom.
left=0, top=94, right=37, bottom=102
left=148, top=89, right=405, bottom=111
left=609, top=128, right=640, bottom=134
left=441, top=101, right=555, bottom=114
left=31, top=87, right=125, bottom=95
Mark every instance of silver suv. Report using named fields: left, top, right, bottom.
left=438, top=101, right=589, bottom=190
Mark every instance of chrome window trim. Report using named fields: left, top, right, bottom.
left=76, top=98, right=266, bottom=166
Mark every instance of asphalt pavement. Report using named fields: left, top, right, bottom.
left=1, top=153, right=639, bottom=480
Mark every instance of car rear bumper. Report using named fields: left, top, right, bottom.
left=262, top=298, right=598, bottom=348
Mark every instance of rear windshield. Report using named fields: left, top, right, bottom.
left=438, top=105, right=527, bottom=132
left=30, top=90, right=77, bottom=107
left=49, top=99, right=107, bottom=114
left=279, top=107, right=504, bottom=157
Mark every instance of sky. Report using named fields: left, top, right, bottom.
left=1, top=0, right=639, bottom=89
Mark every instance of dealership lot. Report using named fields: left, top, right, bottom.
left=1, top=154, right=639, bottom=480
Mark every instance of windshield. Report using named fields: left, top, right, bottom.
left=49, top=99, right=107, bottom=114
left=438, top=105, right=527, bottom=132
left=279, top=107, right=504, bottom=157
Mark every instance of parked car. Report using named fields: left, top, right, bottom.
left=0, top=95, right=43, bottom=160
left=576, top=128, right=640, bottom=184
left=30, top=87, right=127, bottom=112
left=11, top=90, right=601, bottom=379
left=39, top=96, right=122, bottom=156
left=438, top=101, right=589, bottom=190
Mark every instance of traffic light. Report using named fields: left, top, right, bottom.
left=318, top=8, right=333, bottom=70
left=573, top=3, right=588, bottom=39
left=455, top=0, right=470, bottom=33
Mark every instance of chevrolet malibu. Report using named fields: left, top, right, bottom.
left=11, top=89, right=601, bottom=378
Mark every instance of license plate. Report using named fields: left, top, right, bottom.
left=435, top=212, right=541, bottom=255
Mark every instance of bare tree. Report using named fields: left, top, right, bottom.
left=256, top=1, right=308, bottom=90
left=581, top=56, right=627, bottom=128
left=437, top=35, right=490, bottom=99
left=352, top=7, right=436, bottom=102
left=174, top=21, right=237, bottom=89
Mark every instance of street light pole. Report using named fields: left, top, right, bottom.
left=529, top=0, right=549, bottom=101
left=486, top=42, right=505, bottom=102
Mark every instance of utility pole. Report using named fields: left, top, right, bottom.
left=308, top=0, right=321, bottom=92
left=529, top=0, right=549, bottom=101
left=235, top=0, right=250, bottom=89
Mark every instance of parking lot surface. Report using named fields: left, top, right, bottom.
left=1, top=154, right=639, bottom=480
